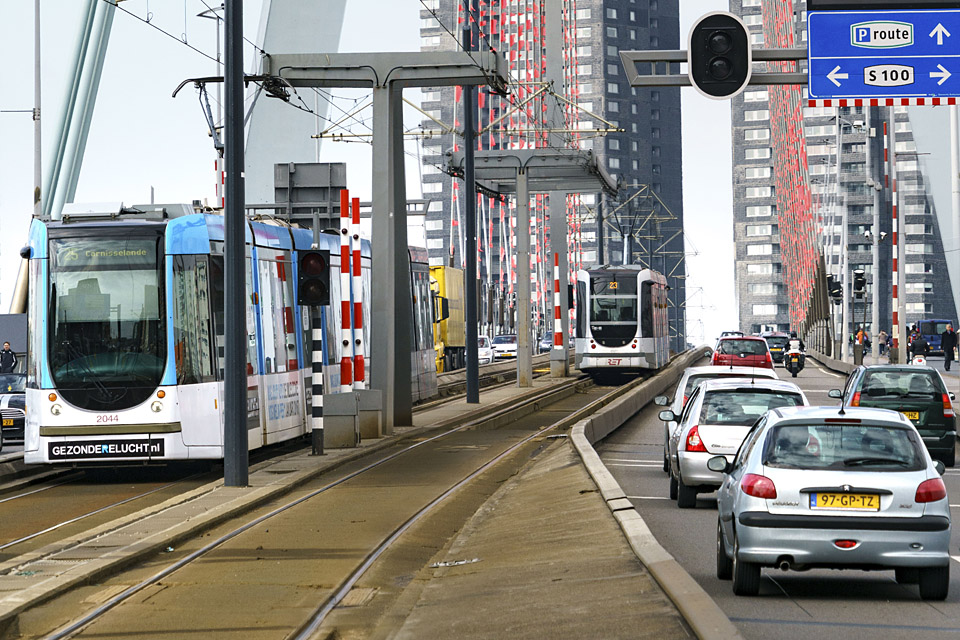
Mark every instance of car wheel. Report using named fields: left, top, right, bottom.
left=669, top=474, right=678, bottom=500
left=716, top=520, right=733, bottom=580
left=676, top=477, right=697, bottom=509
left=894, top=568, right=919, bottom=584
left=918, top=565, right=950, bottom=601
left=732, top=534, right=761, bottom=596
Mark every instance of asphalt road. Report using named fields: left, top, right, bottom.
left=598, top=359, right=960, bottom=640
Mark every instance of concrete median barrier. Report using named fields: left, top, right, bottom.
left=570, top=346, right=745, bottom=640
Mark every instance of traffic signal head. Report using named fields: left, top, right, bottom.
left=297, top=250, right=330, bottom=306
left=688, top=12, right=752, bottom=100
left=853, top=269, right=866, bottom=297
left=826, top=274, right=843, bottom=300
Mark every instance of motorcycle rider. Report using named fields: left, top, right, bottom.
left=910, top=333, right=930, bottom=364
left=787, top=331, right=806, bottom=369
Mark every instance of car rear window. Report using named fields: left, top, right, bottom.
left=683, top=373, right=768, bottom=398
left=699, top=390, right=804, bottom=426
left=718, top=339, right=767, bottom=356
left=763, top=424, right=925, bottom=471
left=765, top=337, right=789, bottom=348
left=860, top=370, right=943, bottom=401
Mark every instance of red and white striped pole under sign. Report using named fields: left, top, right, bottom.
left=885, top=120, right=900, bottom=355
left=553, top=252, right=563, bottom=349
left=339, top=189, right=353, bottom=392
left=351, top=197, right=365, bottom=390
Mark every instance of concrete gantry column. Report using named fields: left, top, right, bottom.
left=264, top=52, right=507, bottom=430
left=517, top=169, right=533, bottom=387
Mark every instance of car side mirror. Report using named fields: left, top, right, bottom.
left=654, top=395, right=669, bottom=406
left=951, top=393, right=956, bottom=401
left=658, top=410, right=677, bottom=422
left=935, top=460, right=946, bottom=476
left=828, top=389, right=843, bottom=399
left=707, top=455, right=731, bottom=474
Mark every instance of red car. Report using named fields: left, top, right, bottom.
left=711, top=336, right=774, bottom=369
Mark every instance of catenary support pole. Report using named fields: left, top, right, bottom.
left=516, top=169, right=532, bottom=387
left=463, top=25, right=479, bottom=403
left=33, top=0, right=41, bottom=218
left=223, top=0, right=247, bottom=487
left=837, top=118, right=849, bottom=362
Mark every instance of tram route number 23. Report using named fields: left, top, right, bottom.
left=97, top=414, right=120, bottom=423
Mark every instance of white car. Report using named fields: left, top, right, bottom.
left=478, top=336, right=494, bottom=365
left=661, top=378, right=807, bottom=508
left=655, top=365, right=779, bottom=473
left=492, top=334, right=518, bottom=360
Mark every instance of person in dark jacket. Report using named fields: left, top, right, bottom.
left=910, top=334, right=931, bottom=363
left=0, top=342, right=16, bottom=373
left=942, top=324, right=958, bottom=372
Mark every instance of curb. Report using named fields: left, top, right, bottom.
left=570, top=347, right=746, bottom=640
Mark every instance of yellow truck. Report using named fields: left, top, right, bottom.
left=429, top=266, right=465, bottom=372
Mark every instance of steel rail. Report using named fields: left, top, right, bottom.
left=45, top=375, right=598, bottom=640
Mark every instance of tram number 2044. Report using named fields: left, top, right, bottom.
left=96, top=414, right=120, bottom=423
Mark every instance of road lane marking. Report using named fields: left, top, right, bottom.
left=814, top=364, right=844, bottom=378
left=953, top=555, right=960, bottom=564
left=627, top=495, right=671, bottom=500
left=606, top=462, right=662, bottom=468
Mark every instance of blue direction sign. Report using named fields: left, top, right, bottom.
left=808, top=9, right=960, bottom=100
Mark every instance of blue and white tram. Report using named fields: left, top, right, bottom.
left=574, top=266, right=669, bottom=375
left=22, top=204, right=437, bottom=465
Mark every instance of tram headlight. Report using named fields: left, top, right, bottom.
left=51, top=404, right=62, bottom=416
left=151, top=401, right=163, bottom=413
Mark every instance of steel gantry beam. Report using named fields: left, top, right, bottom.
left=447, top=149, right=617, bottom=386
left=618, top=48, right=808, bottom=88
left=262, top=52, right=508, bottom=431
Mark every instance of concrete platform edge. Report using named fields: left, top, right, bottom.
left=571, top=347, right=745, bottom=640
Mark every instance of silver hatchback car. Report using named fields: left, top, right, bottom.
left=712, top=406, right=951, bottom=600
left=661, top=378, right=807, bottom=508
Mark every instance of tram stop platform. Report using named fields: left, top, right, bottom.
left=0, top=351, right=739, bottom=639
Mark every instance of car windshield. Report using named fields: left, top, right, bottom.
left=0, top=373, right=25, bottom=393
left=699, top=390, right=804, bottom=426
left=766, top=336, right=789, bottom=348
left=860, top=370, right=942, bottom=400
left=719, top=339, right=767, bottom=356
left=683, top=373, right=767, bottom=398
left=493, top=335, right=517, bottom=345
left=764, top=424, right=925, bottom=471
left=479, top=338, right=491, bottom=348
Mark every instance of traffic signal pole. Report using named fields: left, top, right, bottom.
left=463, top=24, right=480, bottom=404
left=223, top=0, right=247, bottom=487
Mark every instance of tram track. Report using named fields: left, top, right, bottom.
left=11, top=374, right=648, bottom=640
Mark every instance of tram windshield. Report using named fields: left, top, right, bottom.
left=589, top=274, right=638, bottom=323
left=48, top=235, right=166, bottom=411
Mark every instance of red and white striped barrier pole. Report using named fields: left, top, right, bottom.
left=885, top=120, right=900, bottom=357
left=351, top=197, right=365, bottom=390
left=339, top=189, right=353, bottom=392
left=553, top=252, right=563, bottom=349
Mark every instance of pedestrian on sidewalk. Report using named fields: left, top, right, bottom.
left=942, top=324, right=957, bottom=372
left=878, top=329, right=888, bottom=355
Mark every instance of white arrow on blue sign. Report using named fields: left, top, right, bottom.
left=808, top=8, right=960, bottom=100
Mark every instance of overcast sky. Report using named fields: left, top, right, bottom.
left=0, top=0, right=735, bottom=345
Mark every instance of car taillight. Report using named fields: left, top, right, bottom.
left=682, top=395, right=689, bottom=407
left=916, top=478, right=947, bottom=503
left=851, top=392, right=860, bottom=407
left=711, top=351, right=719, bottom=364
left=740, top=473, right=777, bottom=499
left=685, top=425, right=708, bottom=453
left=765, top=352, right=772, bottom=365
left=943, top=393, right=955, bottom=418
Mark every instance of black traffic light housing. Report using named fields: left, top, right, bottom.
left=688, top=12, right=752, bottom=99
left=853, top=269, right=867, bottom=298
left=297, top=250, right=331, bottom=306
left=826, top=274, right=843, bottom=303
